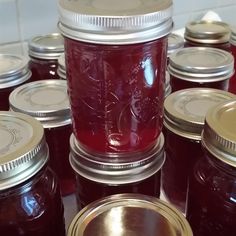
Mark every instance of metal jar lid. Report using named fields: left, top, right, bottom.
left=28, top=33, right=64, bottom=60
left=69, top=133, right=165, bottom=185
left=9, top=80, right=71, bottom=128
left=168, top=47, right=234, bottom=82
left=57, top=53, right=66, bottom=80
left=164, top=88, right=235, bottom=140
left=0, top=54, right=31, bottom=89
left=230, top=26, right=236, bottom=46
left=58, top=0, right=173, bottom=45
left=202, top=99, right=236, bottom=168
left=68, top=193, right=193, bottom=236
left=0, top=111, right=48, bottom=190
left=184, top=20, right=231, bottom=44
left=167, top=33, right=184, bottom=57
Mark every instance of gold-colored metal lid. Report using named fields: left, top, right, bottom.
left=184, top=20, right=230, bottom=44
left=68, top=193, right=193, bottom=236
left=0, top=111, right=48, bottom=190
left=164, top=88, right=235, bottom=140
left=202, top=99, right=236, bottom=167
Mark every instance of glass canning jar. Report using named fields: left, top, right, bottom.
left=0, top=54, right=31, bottom=110
left=9, top=80, right=74, bottom=196
left=186, top=99, right=236, bottom=236
left=162, top=88, right=235, bottom=213
left=67, top=193, right=193, bottom=236
left=28, top=33, right=64, bottom=81
left=69, top=133, right=165, bottom=210
left=57, top=53, right=66, bottom=80
left=58, top=0, right=173, bottom=154
left=168, top=47, right=234, bottom=92
left=0, top=111, right=65, bottom=236
left=229, top=26, right=236, bottom=94
left=184, top=20, right=231, bottom=51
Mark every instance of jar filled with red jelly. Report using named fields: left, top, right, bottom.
left=162, top=88, right=235, bottom=213
left=0, top=111, right=65, bottom=236
left=229, top=26, right=236, bottom=94
left=68, top=193, right=193, bottom=236
left=0, top=54, right=31, bottom=110
left=69, top=133, right=165, bottom=210
left=184, top=20, right=231, bottom=51
left=58, top=0, right=173, bottom=154
left=57, top=53, right=66, bottom=80
left=28, top=33, right=64, bottom=81
left=9, top=80, right=74, bottom=196
left=186, top=99, right=236, bottom=236
left=168, top=47, right=234, bottom=92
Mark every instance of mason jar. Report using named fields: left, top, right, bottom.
left=229, top=26, right=236, bottom=94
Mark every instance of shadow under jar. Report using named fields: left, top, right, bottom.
left=9, top=80, right=74, bottom=196
left=67, top=193, right=193, bottom=236
left=69, top=133, right=165, bottom=211
left=28, top=33, right=64, bottom=81
left=0, top=111, right=65, bottom=236
left=186, top=100, right=236, bottom=236
left=162, top=88, right=235, bottom=213
left=168, top=47, right=234, bottom=92
left=184, top=20, right=231, bottom=52
left=0, top=54, right=31, bottom=110
left=58, top=0, right=173, bottom=154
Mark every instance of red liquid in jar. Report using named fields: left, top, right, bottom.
left=229, top=44, right=236, bottom=94
left=45, top=125, right=75, bottom=196
left=162, top=128, right=203, bottom=212
left=28, top=58, right=60, bottom=81
left=170, top=75, right=229, bottom=93
left=65, top=38, right=167, bottom=153
left=186, top=149, right=236, bottom=236
left=75, top=171, right=161, bottom=210
left=0, top=87, right=17, bottom=110
left=0, top=167, right=65, bottom=236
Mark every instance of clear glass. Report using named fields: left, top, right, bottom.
left=45, top=124, right=75, bottom=196
left=65, top=37, right=167, bottom=154
left=229, top=44, right=236, bottom=94
left=28, top=58, right=60, bottom=81
left=186, top=147, right=236, bottom=236
left=0, top=166, right=65, bottom=236
left=161, top=127, right=202, bottom=213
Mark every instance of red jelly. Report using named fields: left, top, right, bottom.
left=68, top=194, right=193, bottom=236
left=162, top=88, right=235, bottom=213
left=186, top=100, right=236, bottom=236
left=70, top=133, right=165, bottom=210
left=168, top=47, right=234, bottom=92
left=28, top=33, right=64, bottom=81
left=58, top=0, right=173, bottom=153
left=0, top=54, right=31, bottom=110
left=184, top=20, right=231, bottom=52
left=229, top=27, right=236, bottom=94
left=0, top=111, right=65, bottom=236
left=9, top=80, right=74, bottom=196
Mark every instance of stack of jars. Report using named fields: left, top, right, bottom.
left=58, top=0, right=173, bottom=210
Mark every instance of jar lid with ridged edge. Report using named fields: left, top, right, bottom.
left=9, top=80, right=71, bottom=128
left=0, top=111, right=48, bottom=190
left=164, top=88, right=235, bottom=140
left=202, top=99, right=236, bottom=167
left=28, top=33, right=64, bottom=60
left=68, top=193, right=193, bottom=236
left=168, top=47, right=234, bottom=82
left=230, top=25, right=236, bottom=46
left=0, top=54, right=31, bottom=89
left=184, top=20, right=230, bottom=44
left=58, top=0, right=173, bottom=45
left=167, top=33, right=184, bottom=56
left=69, top=133, right=165, bottom=185
left=57, top=53, right=66, bottom=80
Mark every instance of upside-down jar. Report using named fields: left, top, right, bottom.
left=0, top=111, right=65, bottom=236
left=184, top=20, right=231, bottom=51
left=0, top=54, right=31, bottom=110
left=70, top=133, right=165, bottom=210
left=186, top=99, right=236, bottom=236
left=9, top=80, right=74, bottom=196
left=229, top=26, right=236, bottom=94
left=58, top=0, right=173, bottom=154
left=28, top=33, right=64, bottom=81
left=168, top=47, right=234, bottom=92
left=162, top=88, right=235, bottom=213
left=67, top=193, right=193, bottom=236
